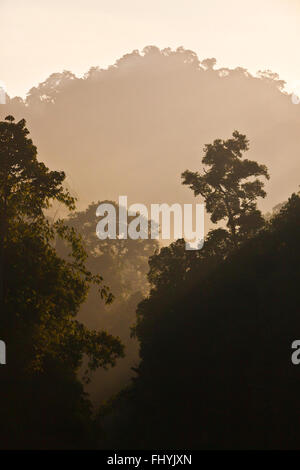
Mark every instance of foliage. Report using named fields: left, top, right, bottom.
left=0, top=116, right=123, bottom=447
left=182, top=131, right=269, bottom=247
left=56, top=201, right=158, bottom=403
left=102, top=190, right=300, bottom=449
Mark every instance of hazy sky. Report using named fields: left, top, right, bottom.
left=1, top=0, right=300, bottom=98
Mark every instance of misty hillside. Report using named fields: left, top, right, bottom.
left=3, top=46, right=299, bottom=218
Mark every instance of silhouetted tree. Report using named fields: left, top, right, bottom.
left=0, top=114, right=72, bottom=315
left=0, top=116, right=123, bottom=448
left=101, top=192, right=300, bottom=450
left=56, top=202, right=158, bottom=403
left=182, top=131, right=269, bottom=248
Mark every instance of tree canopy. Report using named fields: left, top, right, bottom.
left=182, top=131, right=269, bottom=247
left=0, top=116, right=123, bottom=447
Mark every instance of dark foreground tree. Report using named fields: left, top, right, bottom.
left=182, top=131, right=269, bottom=248
left=0, top=116, right=123, bottom=448
left=99, top=191, right=300, bottom=449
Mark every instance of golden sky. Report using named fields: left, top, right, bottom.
left=1, top=0, right=300, bottom=97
